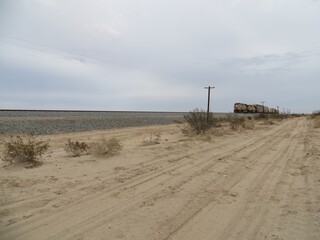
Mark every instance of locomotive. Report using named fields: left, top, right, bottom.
left=234, top=103, right=279, bottom=114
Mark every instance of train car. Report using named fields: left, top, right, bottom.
left=234, top=103, right=247, bottom=113
left=269, top=108, right=277, bottom=114
left=235, top=103, right=279, bottom=114
left=247, top=104, right=256, bottom=113
left=254, top=104, right=264, bottom=113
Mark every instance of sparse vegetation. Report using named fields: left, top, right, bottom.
left=64, top=139, right=89, bottom=157
left=262, top=119, right=275, bottom=125
left=242, top=118, right=255, bottom=130
left=1, top=135, right=49, bottom=167
left=311, top=110, right=320, bottom=119
left=181, top=125, right=196, bottom=137
left=142, top=132, right=162, bottom=146
left=312, top=110, right=320, bottom=128
left=90, top=137, right=122, bottom=157
left=227, top=114, right=245, bottom=131
left=314, top=116, right=320, bottom=128
left=183, top=108, right=215, bottom=135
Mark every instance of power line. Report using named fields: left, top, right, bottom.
left=0, top=34, right=139, bottom=71
left=0, top=33, right=185, bottom=83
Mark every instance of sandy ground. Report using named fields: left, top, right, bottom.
left=0, top=117, right=319, bottom=240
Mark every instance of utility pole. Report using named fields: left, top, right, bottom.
left=204, top=86, right=215, bottom=122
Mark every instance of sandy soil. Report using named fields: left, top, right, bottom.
left=1, top=117, right=319, bottom=240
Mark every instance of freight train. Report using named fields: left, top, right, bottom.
left=234, top=103, right=279, bottom=114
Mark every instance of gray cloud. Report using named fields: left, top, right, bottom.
left=1, top=0, right=320, bottom=112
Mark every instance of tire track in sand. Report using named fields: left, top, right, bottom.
left=0, top=120, right=297, bottom=240
left=165, top=118, right=307, bottom=240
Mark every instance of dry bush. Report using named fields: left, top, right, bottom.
left=181, top=125, right=196, bottom=137
left=311, top=110, right=320, bottom=119
left=64, top=139, right=89, bottom=157
left=262, top=119, right=275, bottom=125
left=142, top=132, right=161, bottom=146
left=184, top=108, right=215, bottom=135
left=314, top=117, right=320, bottom=128
left=198, top=134, right=212, bottom=142
left=90, top=137, right=122, bottom=157
left=213, top=118, right=223, bottom=128
left=211, top=128, right=225, bottom=136
left=227, top=114, right=245, bottom=131
left=242, top=118, right=255, bottom=130
left=1, top=135, right=49, bottom=167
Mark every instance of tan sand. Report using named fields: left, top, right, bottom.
left=0, top=117, right=319, bottom=240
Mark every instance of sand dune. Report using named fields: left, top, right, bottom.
left=1, top=117, right=319, bottom=240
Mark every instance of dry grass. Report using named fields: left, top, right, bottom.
left=142, top=132, right=162, bottom=146
left=314, top=117, right=320, bottom=128
left=228, top=114, right=245, bottom=131
left=90, top=137, right=122, bottom=157
left=262, top=119, right=275, bottom=125
left=241, top=118, right=255, bottom=130
left=199, top=134, right=213, bottom=142
left=211, top=128, right=225, bottom=136
left=181, top=125, right=196, bottom=137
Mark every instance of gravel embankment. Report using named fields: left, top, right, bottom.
left=0, top=111, right=185, bottom=135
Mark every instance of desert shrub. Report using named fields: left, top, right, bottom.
left=90, top=137, right=122, bottom=157
left=181, top=125, right=196, bottom=137
left=262, top=119, right=275, bottom=125
left=314, top=116, right=320, bottom=128
left=200, top=134, right=212, bottom=142
left=211, top=128, right=225, bottom=136
left=311, top=110, right=320, bottom=119
left=227, top=114, right=245, bottom=131
left=142, top=132, right=161, bottom=146
left=184, top=108, right=215, bottom=135
left=1, top=135, right=49, bottom=167
left=64, top=139, right=89, bottom=157
left=242, top=118, right=255, bottom=130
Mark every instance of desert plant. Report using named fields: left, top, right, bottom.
left=64, top=139, right=89, bottom=157
left=181, top=125, right=196, bottom=137
left=261, top=118, right=275, bottom=125
left=314, top=116, right=320, bottom=128
left=1, top=135, right=49, bottom=167
left=142, top=132, right=162, bottom=146
left=227, top=114, right=245, bottom=131
left=312, top=110, right=320, bottom=115
left=311, top=110, right=320, bottom=119
left=242, top=118, right=255, bottom=130
left=184, top=108, right=215, bottom=135
left=90, top=137, right=122, bottom=157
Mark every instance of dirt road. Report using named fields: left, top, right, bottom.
left=1, top=117, right=319, bottom=239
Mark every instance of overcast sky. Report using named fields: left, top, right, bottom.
left=0, top=0, right=319, bottom=113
